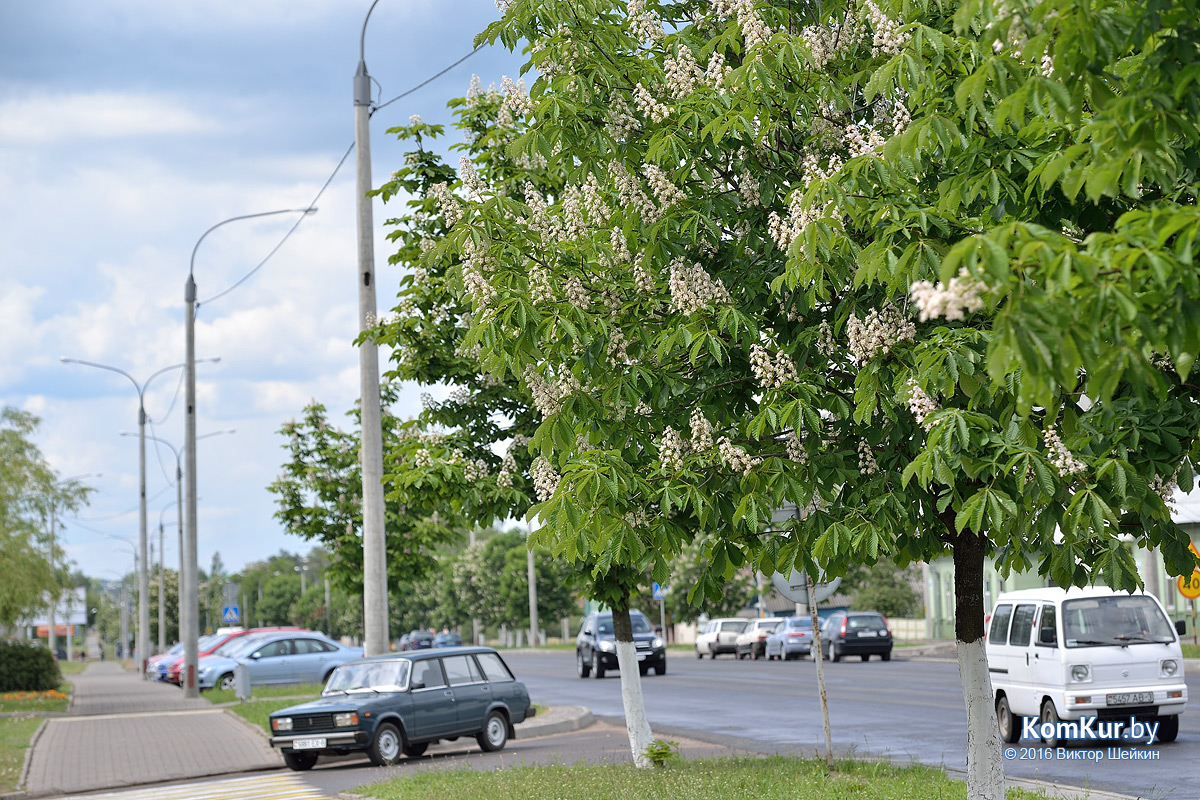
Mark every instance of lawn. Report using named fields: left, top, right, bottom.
left=225, top=698, right=311, bottom=733
left=355, top=756, right=1051, bottom=800
left=0, top=687, right=70, bottom=715
left=1181, top=643, right=1200, bottom=659
left=57, top=661, right=88, bottom=676
left=204, top=683, right=324, bottom=705
left=0, top=716, right=44, bottom=794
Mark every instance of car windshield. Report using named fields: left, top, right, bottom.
left=1062, top=596, right=1175, bottom=647
left=631, top=615, right=653, bottom=634
left=325, top=661, right=410, bottom=694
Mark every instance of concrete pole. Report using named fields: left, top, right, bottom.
left=176, top=462, right=184, bottom=647
left=119, top=581, right=128, bottom=659
left=48, top=504, right=57, bottom=659
left=183, top=276, right=199, bottom=697
left=355, top=13, right=389, bottom=657
left=158, top=522, right=166, bottom=652
left=527, top=545, right=538, bottom=647
left=137, top=402, right=149, bottom=675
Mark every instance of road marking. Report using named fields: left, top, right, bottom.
left=53, top=773, right=327, bottom=800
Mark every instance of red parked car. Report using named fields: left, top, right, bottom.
left=163, top=627, right=306, bottom=684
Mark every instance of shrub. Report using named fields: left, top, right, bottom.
left=0, top=641, right=62, bottom=692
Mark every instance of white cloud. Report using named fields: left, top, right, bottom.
left=0, top=92, right=223, bottom=143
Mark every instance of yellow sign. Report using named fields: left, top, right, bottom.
left=1179, top=572, right=1200, bottom=601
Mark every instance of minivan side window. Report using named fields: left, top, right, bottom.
left=1036, top=605, right=1057, bottom=646
left=988, top=604, right=1013, bottom=645
left=1009, top=604, right=1037, bottom=647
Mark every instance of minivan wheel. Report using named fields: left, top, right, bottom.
left=1039, top=699, right=1061, bottom=747
left=477, top=710, right=508, bottom=752
left=997, top=695, right=1021, bottom=744
left=368, top=723, right=402, bottom=766
left=1156, top=714, right=1179, bottom=743
left=576, top=650, right=591, bottom=678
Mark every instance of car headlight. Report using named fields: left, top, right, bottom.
left=272, top=717, right=293, bottom=732
left=652, top=637, right=664, bottom=649
left=598, top=640, right=615, bottom=652
left=1070, top=664, right=1090, bottom=683
left=198, top=666, right=211, bottom=676
left=334, top=712, right=359, bottom=727
left=1161, top=659, right=1179, bottom=677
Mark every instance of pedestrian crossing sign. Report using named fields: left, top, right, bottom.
left=222, top=606, right=239, bottom=624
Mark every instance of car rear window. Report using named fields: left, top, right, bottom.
left=476, top=652, right=514, bottom=682
left=721, top=620, right=748, bottom=633
left=847, top=615, right=886, bottom=631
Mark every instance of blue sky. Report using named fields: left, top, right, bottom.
left=0, top=0, right=525, bottom=582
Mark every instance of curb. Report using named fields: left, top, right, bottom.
left=12, top=718, right=47, bottom=798
left=514, top=705, right=594, bottom=739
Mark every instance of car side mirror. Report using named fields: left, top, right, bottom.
left=249, top=651, right=262, bottom=660
left=1176, top=620, right=1187, bottom=635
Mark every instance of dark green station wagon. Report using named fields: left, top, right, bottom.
left=268, top=646, right=534, bottom=770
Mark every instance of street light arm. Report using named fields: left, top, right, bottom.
left=189, top=210, right=317, bottom=279
left=359, top=0, right=382, bottom=64
left=60, top=357, right=139, bottom=395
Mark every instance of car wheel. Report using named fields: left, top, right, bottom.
left=830, top=642, right=841, bottom=662
left=477, top=710, right=509, bottom=752
left=639, top=663, right=649, bottom=676
left=403, top=741, right=428, bottom=758
left=368, top=722, right=403, bottom=766
left=576, top=650, right=591, bottom=678
left=1039, top=699, right=1061, bottom=747
left=861, top=654, right=870, bottom=662
left=592, top=651, right=605, bottom=679
left=696, top=649, right=703, bottom=659
left=997, top=695, right=1021, bottom=744
left=1156, top=714, right=1180, bottom=743
left=654, top=661, right=667, bottom=676
left=282, top=751, right=318, bottom=771
left=218, top=673, right=235, bottom=691
left=881, top=649, right=891, bottom=662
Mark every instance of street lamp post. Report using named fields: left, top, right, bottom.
left=185, top=208, right=313, bottom=697
left=61, top=358, right=195, bottom=677
left=355, top=0, right=390, bottom=658
left=101, top=536, right=137, bottom=663
left=125, top=429, right=233, bottom=659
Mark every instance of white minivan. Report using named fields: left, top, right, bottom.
left=986, top=587, right=1187, bottom=746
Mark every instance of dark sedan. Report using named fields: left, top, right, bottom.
left=575, top=609, right=666, bottom=678
left=821, top=611, right=893, bottom=662
left=268, top=647, right=533, bottom=770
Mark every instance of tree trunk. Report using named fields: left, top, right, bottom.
left=951, top=525, right=1005, bottom=800
left=612, top=601, right=654, bottom=768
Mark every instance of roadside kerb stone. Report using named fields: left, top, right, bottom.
left=514, top=705, right=593, bottom=739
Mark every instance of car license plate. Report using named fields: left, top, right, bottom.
left=859, top=630, right=877, bottom=637
left=292, top=738, right=326, bottom=750
left=1106, top=692, right=1153, bottom=706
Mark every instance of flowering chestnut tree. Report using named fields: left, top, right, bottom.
left=384, top=0, right=1200, bottom=794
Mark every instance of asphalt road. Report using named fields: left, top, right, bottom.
left=505, top=649, right=1197, bottom=798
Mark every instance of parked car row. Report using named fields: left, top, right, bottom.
left=696, top=611, right=894, bottom=662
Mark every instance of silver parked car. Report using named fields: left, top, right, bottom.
left=198, top=632, right=363, bottom=691
left=765, top=616, right=815, bottom=660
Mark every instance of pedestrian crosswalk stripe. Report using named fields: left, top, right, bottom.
left=54, top=773, right=327, bottom=800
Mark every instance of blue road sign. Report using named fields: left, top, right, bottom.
left=652, top=583, right=668, bottom=600
left=221, top=606, right=240, bottom=624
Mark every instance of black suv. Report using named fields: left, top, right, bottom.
left=820, top=611, right=892, bottom=662
left=576, top=610, right=666, bottom=678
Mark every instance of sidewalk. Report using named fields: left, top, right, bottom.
left=20, top=663, right=280, bottom=797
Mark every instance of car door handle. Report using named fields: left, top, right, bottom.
left=1025, top=653, right=1029, bottom=666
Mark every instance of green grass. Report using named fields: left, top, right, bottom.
left=57, top=661, right=88, bottom=676
left=0, top=716, right=43, bottom=793
left=355, top=756, right=1051, bottom=800
left=1181, top=643, right=1200, bottom=659
left=204, top=683, right=324, bottom=705
left=0, top=688, right=70, bottom=714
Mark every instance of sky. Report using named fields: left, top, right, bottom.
left=0, top=0, right=526, bottom=582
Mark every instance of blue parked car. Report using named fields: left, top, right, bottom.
left=434, top=631, right=463, bottom=648
left=197, top=631, right=363, bottom=691
left=268, top=647, right=533, bottom=770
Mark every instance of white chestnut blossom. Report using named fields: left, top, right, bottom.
left=713, top=0, right=771, bottom=54
left=864, top=1, right=909, bottom=56
left=1150, top=467, right=1180, bottom=513
left=627, top=0, right=665, bottom=42
left=1044, top=425, right=1086, bottom=478
left=500, top=75, right=535, bottom=118
left=643, top=164, right=686, bottom=210
left=906, top=379, right=939, bottom=430
left=750, top=343, right=798, bottom=389
left=845, top=123, right=887, bottom=157
left=669, top=259, right=730, bottom=314
left=816, top=320, right=837, bottom=356
left=664, top=46, right=701, bottom=99
left=690, top=408, right=715, bottom=451
left=909, top=269, right=987, bottom=322
left=606, top=94, right=639, bottom=139
left=785, top=432, right=808, bottom=463
left=409, top=114, right=423, bottom=126
left=738, top=171, right=761, bottom=206
left=524, top=367, right=580, bottom=417
left=608, top=327, right=630, bottom=362
left=705, top=51, right=732, bottom=88
left=718, top=436, right=760, bottom=476
left=634, top=400, right=652, bottom=416
left=799, top=13, right=862, bottom=69
left=531, top=456, right=560, bottom=501
left=659, top=427, right=688, bottom=472
left=609, top=228, right=633, bottom=266
left=634, top=262, right=656, bottom=294
left=609, top=161, right=657, bottom=221
left=414, top=449, right=433, bottom=468
left=528, top=265, right=554, bottom=304
left=429, top=182, right=462, bottom=226
left=458, top=155, right=485, bottom=198
left=857, top=439, right=879, bottom=475
left=846, top=304, right=916, bottom=361
left=565, top=277, right=589, bottom=307
left=633, top=82, right=670, bottom=123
